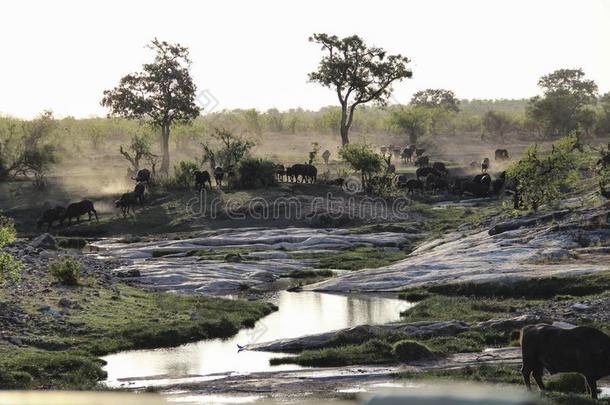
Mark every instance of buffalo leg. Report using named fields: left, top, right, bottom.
left=586, top=376, right=597, bottom=399
left=532, top=365, right=545, bottom=391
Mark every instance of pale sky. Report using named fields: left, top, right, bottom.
left=1, top=0, right=609, bottom=118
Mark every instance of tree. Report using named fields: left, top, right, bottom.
left=482, top=110, right=513, bottom=140
left=338, top=143, right=384, bottom=190
left=0, top=111, right=58, bottom=186
left=595, top=92, right=610, bottom=137
left=201, top=128, right=255, bottom=172
left=308, top=33, right=412, bottom=145
left=507, top=134, right=582, bottom=211
left=101, top=38, right=200, bottom=173
left=526, top=68, right=598, bottom=138
left=410, top=89, right=460, bottom=112
left=119, top=134, right=154, bottom=176
left=390, top=106, right=429, bottom=143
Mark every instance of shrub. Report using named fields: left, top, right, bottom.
left=235, top=158, right=277, bottom=189
left=158, top=160, right=198, bottom=190
left=49, top=257, right=81, bottom=286
left=0, top=216, right=21, bottom=285
left=338, top=143, right=383, bottom=191
left=393, top=340, right=434, bottom=361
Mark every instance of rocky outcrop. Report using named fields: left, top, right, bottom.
left=307, top=207, right=610, bottom=293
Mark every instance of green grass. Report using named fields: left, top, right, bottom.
left=279, top=269, right=334, bottom=279
left=399, top=272, right=610, bottom=301
left=0, top=281, right=276, bottom=389
left=292, top=246, right=410, bottom=271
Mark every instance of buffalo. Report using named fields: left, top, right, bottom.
left=416, top=167, right=440, bottom=180
left=214, top=166, right=225, bottom=189
left=495, top=149, right=510, bottom=161
left=62, top=200, right=98, bottom=225
left=406, top=179, right=424, bottom=195
left=415, top=148, right=426, bottom=157
left=115, top=192, right=138, bottom=216
left=482, top=157, right=490, bottom=173
left=290, top=164, right=317, bottom=183
left=322, top=150, right=331, bottom=164
left=394, top=174, right=409, bottom=188
left=401, top=146, right=415, bottom=163
left=521, top=324, right=610, bottom=399
left=432, top=162, right=448, bottom=175
left=133, top=168, right=151, bottom=185
left=194, top=170, right=212, bottom=191
left=133, top=182, right=146, bottom=204
left=274, top=164, right=286, bottom=182
left=415, top=156, right=430, bottom=167
left=37, top=206, right=66, bottom=230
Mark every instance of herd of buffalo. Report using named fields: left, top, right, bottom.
left=35, top=147, right=514, bottom=230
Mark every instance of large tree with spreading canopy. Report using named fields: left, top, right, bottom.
left=308, top=33, right=412, bottom=145
left=101, top=39, right=200, bottom=173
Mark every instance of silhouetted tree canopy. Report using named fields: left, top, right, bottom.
left=410, top=89, right=460, bottom=112
left=308, top=33, right=412, bottom=145
left=101, top=38, right=200, bottom=173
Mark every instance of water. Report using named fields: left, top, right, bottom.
left=102, top=291, right=408, bottom=387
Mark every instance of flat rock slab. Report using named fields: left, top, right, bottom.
left=91, top=227, right=411, bottom=295
left=307, top=207, right=610, bottom=293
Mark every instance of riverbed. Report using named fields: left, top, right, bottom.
left=102, top=291, right=408, bottom=388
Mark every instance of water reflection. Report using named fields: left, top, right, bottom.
left=103, top=291, right=407, bottom=385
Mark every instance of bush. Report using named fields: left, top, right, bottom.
left=393, top=340, right=434, bottom=361
left=157, top=160, right=198, bottom=190
left=235, top=158, right=277, bottom=189
left=338, top=143, right=383, bottom=191
left=0, top=216, right=21, bottom=285
left=49, top=257, right=81, bottom=285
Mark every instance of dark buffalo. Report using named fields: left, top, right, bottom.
left=133, top=168, right=151, bottom=184
left=37, top=206, right=66, bottom=230
left=290, top=164, right=317, bottom=183
left=285, top=166, right=295, bottom=182
left=401, top=146, right=415, bottom=163
left=226, top=165, right=236, bottom=188
left=415, top=148, right=426, bottom=157
left=426, top=174, right=449, bottom=193
left=521, top=324, right=610, bottom=399
left=194, top=170, right=212, bottom=191
left=432, top=162, right=448, bottom=175
left=322, top=150, right=331, bottom=164
left=416, top=167, right=440, bottom=180
left=214, top=166, right=225, bottom=189
left=133, top=182, right=146, bottom=204
left=62, top=200, right=98, bottom=225
left=415, top=156, right=430, bottom=168
left=115, top=192, right=138, bottom=216
left=275, top=164, right=286, bottom=182
left=406, top=179, right=424, bottom=195
left=491, top=171, right=507, bottom=195
left=459, top=180, right=489, bottom=198
left=495, top=149, right=510, bottom=161
left=481, top=157, right=490, bottom=173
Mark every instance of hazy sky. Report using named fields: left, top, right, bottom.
left=1, top=0, right=609, bottom=118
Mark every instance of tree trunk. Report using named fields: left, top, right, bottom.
left=340, top=105, right=350, bottom=145
left=160, top=124, right=170, bottom=174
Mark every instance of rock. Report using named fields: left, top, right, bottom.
left=475, top=315, right=550, bottom=331
left=119, top=235, right=141, bottom=244
left=30, top=233, right=57, bottom=250
left=6, top=336, right=24, bottom=346
left=535, top=248, right=570, bottom=262
left=115, top=269, right=141, bottom=278
left=224, top=253, right=243, bottom=263
left=571, top=303, right=591, bottom=311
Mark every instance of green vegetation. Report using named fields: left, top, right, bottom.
left=507, top=134, right=583, bottom=210
left=235, top=158, right=277, bottom=189
left=308, top=33, right=412, bottom=145
left=292, top=246, right=410, bottom=271
left=338, top=142, right=384, bottom=189
left=49, top=257, right=81, bottom=286
left=101, top=38, right=200, bottom=173
left=0, top=280, right=275, bottom=389
left=0, top=216, right=21, bottom=285
left=399, top=271, right=610, bottom=301
left=279, top=269, right=334, bottom=279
